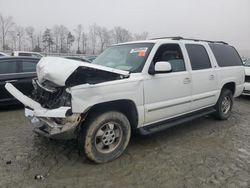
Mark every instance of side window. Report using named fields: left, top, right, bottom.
left=153, top=44, right=186, bottom=72
left=19, top=53, right=32, bottom=57
left=186, top=44, right=211, bottom=70
left=0, top=60, right=17, bottom=74
left=209, top=44, right=242, bottom=67
left=22, top=60, right=37, bottom=72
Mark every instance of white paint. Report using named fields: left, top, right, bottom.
left=5, top=39, right=245, bottom=137
left=36, top=57, right=129, bottom=86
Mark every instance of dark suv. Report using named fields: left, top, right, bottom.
left=0, top=56, right=40, bottom=105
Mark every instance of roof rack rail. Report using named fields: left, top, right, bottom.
left=150, top=36, right=184, bottom=40
left=150, top=36, right=228, bottom=45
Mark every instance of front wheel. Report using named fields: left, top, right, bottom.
left=213, top=89, right=233, bottom=120
left=79, top=111, right=131, bottom=163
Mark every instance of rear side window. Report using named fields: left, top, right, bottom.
left=0, top=60, right=17, bottom=74
left=19, top=53, right=32, bottom=56
left=209, top=44, right=242, bottom=67
left=22, top=60, right=37, bottom=72
left=186, top=44, right=211, bottom=70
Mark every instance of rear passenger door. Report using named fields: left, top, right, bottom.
left=185, top=44, right=218, bottom=110
left=0, top=59, right=18, bottom=102
left=15, top=59, right=37, bottom=96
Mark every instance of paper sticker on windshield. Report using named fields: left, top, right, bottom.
left=130, top=47, right=148, bottom=54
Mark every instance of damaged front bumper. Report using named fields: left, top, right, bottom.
left=242, top=82, right=250, bottom=96
left=5, top=83, right=81, bottom=139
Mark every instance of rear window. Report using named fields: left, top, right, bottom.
left=22, top=60, right=37, bottom=72
left=209, top=44, right=242, bottom=67
left=186, top=44, right=211, bottom=70
left=19, top=53, right=32, bottom=56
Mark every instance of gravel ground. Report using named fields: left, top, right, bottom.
left=0, top=97, right=250, bottom=188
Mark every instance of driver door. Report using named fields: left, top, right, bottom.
left=143, top=43, right=192, bottom=125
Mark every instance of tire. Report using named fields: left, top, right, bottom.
left=213, top=89, right=233, bottom=120
left=78, top=111, right=131, bottom=163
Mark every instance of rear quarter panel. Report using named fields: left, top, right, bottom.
left=215, top=66, right=245, bottom=97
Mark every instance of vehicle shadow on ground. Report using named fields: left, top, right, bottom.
left=0, top=104, right=24, bottom=112
left=237, top=95, right=250, bottom=101
left=30, top=115, right=218, bottom=166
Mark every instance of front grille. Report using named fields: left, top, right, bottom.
left=32, top=80, right=71, bottom=109
left=245, top=76, right=250, bottom=83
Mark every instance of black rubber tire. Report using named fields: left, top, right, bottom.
left=213, top=89, right=233, bottom=120
left=78, top=111, right=131, bottom=163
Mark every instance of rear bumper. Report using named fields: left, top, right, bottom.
left=5, top=83, right=81, bottom=139
left=242, top=82, right=250, bottom=96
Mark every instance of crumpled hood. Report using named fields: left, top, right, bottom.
left=245, top=66, right=250, bottom=76
left=36, top=57, right=129, bottom=86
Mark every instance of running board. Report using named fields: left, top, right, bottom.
left=138, top=107, right=216, bottom=135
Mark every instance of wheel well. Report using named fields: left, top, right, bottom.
left=85, top=100, right=139, bottom=130
left=222, top=82, right=235, bottom=95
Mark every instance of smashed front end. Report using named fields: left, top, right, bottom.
left=5, top=81, right=82, bottom=139
left=5, top=57, right=129, bottom=139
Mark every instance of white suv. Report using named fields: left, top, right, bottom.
left=243, top=59, right=250, bottom=95
left=5, top=37, right=244, bottom=163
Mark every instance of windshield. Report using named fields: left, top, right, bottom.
left=92, top=43, right=154, bottom=73
left=244, top=59, right=250, bottom=67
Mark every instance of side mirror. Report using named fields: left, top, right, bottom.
left=152, top=61, right=172, bottom=74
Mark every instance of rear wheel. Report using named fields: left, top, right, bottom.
left=79, top=111, right=131, bottom=163
left=214, top=89, right=233, bottom=120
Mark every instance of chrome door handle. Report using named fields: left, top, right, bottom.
left=183, top=78, right=191, bottom=84
left=5, top=80, right=18, bottom=83
left=209, top=75, right=215, bottom=80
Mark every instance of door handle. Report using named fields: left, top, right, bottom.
left=183, top=77, right=191, bottom=84
left=209, top=75, right=215, bottom=80
left=5, top=80, right=18, bottom=83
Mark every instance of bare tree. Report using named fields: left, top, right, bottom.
left=96, top=26, right=111, bottom=53
left=58, top=25, right=68, bottom=53
left=52, top=25, right=60, bottom=53
left=16, top=26, right=25, bottom=51
left=0, top=14, right=15, bottom=50
left=81, top=31, right=88, bottom=54
left=9, top=30, right=17, bottom=50
left=25, top=26, right=35, bottom=50
left=0, top=13, right=151, bottom=54
left=89, top=24, right=98, bottom=54
left=112, top=26, right=132, bottom=44
left=134, top=32, right=149, bottom=40
left=33, top=32, right=42, bottom=52
left=74, top=24, right=82, bottom=54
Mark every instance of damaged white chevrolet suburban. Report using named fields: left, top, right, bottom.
left=5, top=37, right=244, bottom=163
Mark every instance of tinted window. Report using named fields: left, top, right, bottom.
left=19, top=53, right=32, bottom=56
left=0, top=60, right=17, bottom=74
left=209, top=44, right=242, bottom=67
left=186, top=44, right=211, bottom=70
left=153, top=44, right=186, bottom=72
left=31, top=54, right=42, bottom=58
left=22, top=60, right=37, bottom=72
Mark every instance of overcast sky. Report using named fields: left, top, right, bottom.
left=0, top=0, right=249, bottom=53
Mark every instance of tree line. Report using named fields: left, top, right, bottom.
left=0, top=13, right=149, bottom=55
